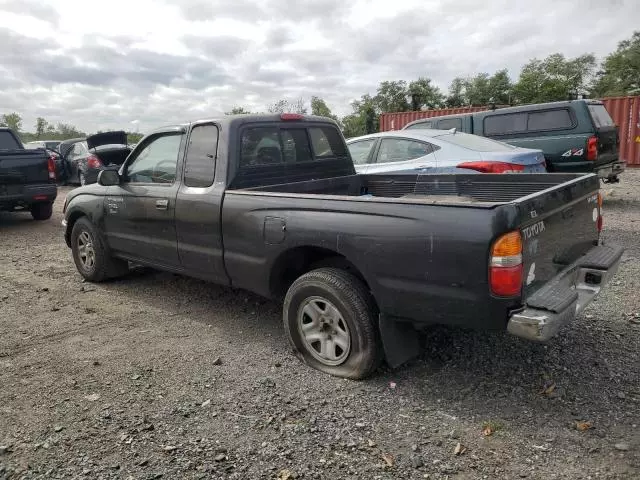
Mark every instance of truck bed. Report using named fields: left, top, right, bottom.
left=241, top=172, right=595, bottom=206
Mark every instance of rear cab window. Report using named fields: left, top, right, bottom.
left=484, top=108, right=575, bottom=136
left=588, top=104, right=615, bottom=128
left=0, top=131, right=21, bottom=149
left=234, top=122, right=352, bottom=188
left=239, top=124, right=348, bottom=167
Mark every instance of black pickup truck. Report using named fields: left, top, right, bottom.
left=62, top=114, right=623, bottom=378
left=0, top=127, right=58, bottom=220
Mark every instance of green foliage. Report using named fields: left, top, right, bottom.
left=0, top=112, right=23, bottom=133
left=374, top=80, right=410, bottom=113
left=127, top=132, right=144, bottom=144
left=592, top=31, right=640, bottom=97
left=446, top=77, right=466, bottom=107
left=512, top=53, right=596, bottom=104
left=267, top=98, right=307, bottom=114
left=225, top=106, right=252, bottom=115
left=408, top=77, right=444, bottom=110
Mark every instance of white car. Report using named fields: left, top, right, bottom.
left=346, top=129, right=547, bottom=174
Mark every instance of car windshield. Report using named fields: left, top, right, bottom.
left=436, top=132, right=517, bottom=152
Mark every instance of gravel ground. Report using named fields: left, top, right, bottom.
left=1, top=171, right=639, bottom=480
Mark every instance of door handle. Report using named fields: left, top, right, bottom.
left=155, top=199, right=169, bottom=210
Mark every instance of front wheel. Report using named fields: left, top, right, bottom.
left=283, top=268, right=382, bottom=379
left=71, top=217, right=129, bottom=282
left=30, top=202, right=53, bottom=220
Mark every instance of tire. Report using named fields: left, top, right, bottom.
left=283, top=268, right=382, bottom=379
left=30, top=202, right=53, bottom=221
left=79, top=171, right=87, bottom=186
left=70, top=217, right=129, bottom=282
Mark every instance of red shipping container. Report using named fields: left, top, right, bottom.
left=379, top=96, right=640, bottom=166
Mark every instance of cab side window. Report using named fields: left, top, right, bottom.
left=184, top=125, right=218, bottom=188
left=125, top=133, right=182, bottom=184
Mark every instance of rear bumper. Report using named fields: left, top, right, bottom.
left=595, top=161, right=625, bottom=179
left=507, top=244, right=624, bottom=342
left=0, top=184, right=57, bottom=209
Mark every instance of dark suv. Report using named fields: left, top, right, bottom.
left=403, top=100, right=624, bottom=182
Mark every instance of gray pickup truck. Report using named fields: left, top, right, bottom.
left=62, top=114, right=622, bottom=378
left=0, top=127, right=57, bottom=220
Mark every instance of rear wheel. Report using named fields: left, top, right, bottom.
left=283, top=268, right=382, bottom=379
left=30, top=202, right=53, bottom=221
left=71, top=217, right=129, bottom=282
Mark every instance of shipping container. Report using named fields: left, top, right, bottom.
left=379, top=96, right=640, bottom=166
left=601, top=96, right=640, bottom=167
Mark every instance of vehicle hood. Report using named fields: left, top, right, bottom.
left=86, top=131, right=127, bottom=150
left=478, top=147, right=545, bottom=166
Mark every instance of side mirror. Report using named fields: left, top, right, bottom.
left=97, top=170, right=120, bottom=186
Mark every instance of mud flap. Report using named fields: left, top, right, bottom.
left=378, top=314, right=420, bottom=368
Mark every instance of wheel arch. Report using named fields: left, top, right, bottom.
left=269, top=246, right=372, bottom=300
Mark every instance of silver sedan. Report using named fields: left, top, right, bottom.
left=346, top=129, right=547, bottom=174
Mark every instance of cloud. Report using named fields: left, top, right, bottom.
left=0, top=0, right=638, bottom=134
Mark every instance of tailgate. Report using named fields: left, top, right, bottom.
left=0, top=150, right=50, bottom=193
left=517, top=174, right=601, bottom=300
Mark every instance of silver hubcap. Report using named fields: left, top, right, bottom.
left=77, top=231, right=95, bottom=269
left=297, top=296, right=351, bottom=366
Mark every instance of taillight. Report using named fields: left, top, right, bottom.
left=86, top=154, right=102, bottom=169
left=586, top=136, right=598, bottom=161
left=457, top=161, right=526, bottom=174
left=47, top=154, right=56, bottom=182
left=489, top=231, right=523, bottom=297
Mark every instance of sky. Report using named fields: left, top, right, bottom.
left=0, top=0, right=637, bottom=134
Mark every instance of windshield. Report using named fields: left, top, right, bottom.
left=0, top=131, right=21, bottom=149
left=436, top=132, right=516, bottom=152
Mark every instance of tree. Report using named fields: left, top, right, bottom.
left=446, top=77, right=466, bottom=107
left=310, top=96, right=336, bottom=119
left=35, top=117, right=48, bottom=138
left=407, top=77, right=444, bottom=110
left=225, top=106, right=252, bottom=115
left=341, top=94, right=378, bottom=138
left=512, top=53, right=596, bottom=104
left=1, top=112, right=23, bottom=132
left=461, top=70, right=512, bottom=106
left=374, top=80, right=409, bottom=113
left=267, top=98, right=307, bottom=114
left=592, top=31, right=640, bottom=96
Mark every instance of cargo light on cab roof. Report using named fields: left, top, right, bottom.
left=489, top=231, right=523, bottom=297
left=280, top=113, right=304, bottom=121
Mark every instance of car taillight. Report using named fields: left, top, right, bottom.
left=586, top=136, right=598, bottom=161
left=86, top=154, right=102, bottom=169
left=457, top=161, right=526, bottom=173
left=489, top=231, right=523, bottom=297
left=47, top=154, right=56, bottom=182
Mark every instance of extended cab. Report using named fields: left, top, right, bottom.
left=0, top=127, right=57, bottom=220
left=403, top=100, right=625, bottom=183
left=62, top=114, right=622, bottom=378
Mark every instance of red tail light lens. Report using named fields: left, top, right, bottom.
left=47, top=154, right=56, bottom=182
left=86, top=154, right=102, bottom=169
left=457, top=161, right=526, bottom=173
left=489, top=231, right=523, bottom=297
left=586, top=136, right=598, bottom=161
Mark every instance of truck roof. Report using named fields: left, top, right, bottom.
left=148, top=114, right=340, bottom=135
